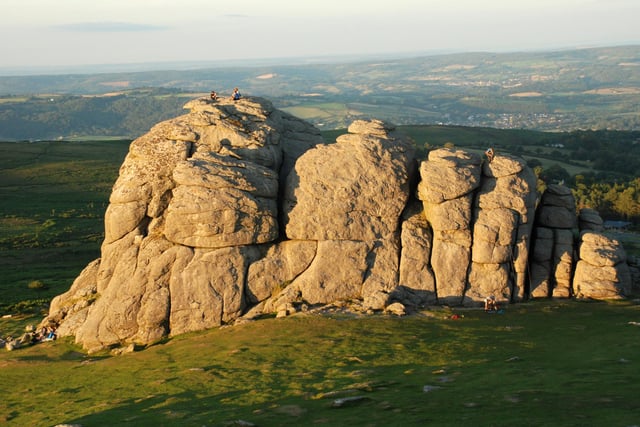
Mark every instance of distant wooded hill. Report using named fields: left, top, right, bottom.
left=0, top=88, right=191, bottom=140
left=0, top=45, right=639, bottom=139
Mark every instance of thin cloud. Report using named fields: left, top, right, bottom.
left=55, top=22, right=169, bottom=32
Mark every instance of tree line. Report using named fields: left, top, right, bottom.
left=572, top=177, right=640, bottom=223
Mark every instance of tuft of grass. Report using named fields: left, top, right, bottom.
left=27, top=280, right=47, bottom=290
left=1, top=300, right=639, bottom=426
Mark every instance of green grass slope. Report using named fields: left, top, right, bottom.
left=1, top=301, right=639, bottom=426
left=0, top=140, right=129, bottom=311
left=0, top=131, right=639, bottom=426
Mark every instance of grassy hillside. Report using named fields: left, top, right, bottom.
left=1, top=300, right=639, bottom=426
left=0, top=140, right=129, bottom=311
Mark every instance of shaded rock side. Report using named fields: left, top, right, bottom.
left=579, top=208, right=604, bottom=232
left=398, top=201, right=436, bottom=306
left=529, top=184, right=577, bottom=298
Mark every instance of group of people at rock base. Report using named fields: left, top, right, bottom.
left=484, top=295, right=501, bottom=312
left=210, top=87, right=242, bottom=101
left=1, top=324, right=57, bottom=351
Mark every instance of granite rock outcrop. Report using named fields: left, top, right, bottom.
left=42, top=97, right=633, bottom=351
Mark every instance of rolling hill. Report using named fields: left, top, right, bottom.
left=0, top=45, right=639, bottom=141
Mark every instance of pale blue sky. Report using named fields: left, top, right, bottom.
left=1, top=0, right=639, bottom=70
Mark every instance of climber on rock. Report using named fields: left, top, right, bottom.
left=485, top=147, right=495, bottom=162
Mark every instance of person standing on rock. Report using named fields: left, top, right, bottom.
left=485, top=147, right=495, bottom=162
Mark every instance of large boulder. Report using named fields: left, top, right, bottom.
left=163, top=152, right=280, bottom=248
left=469, top=153, right=537, bottom=303
left=276, top=119, right=416, bottom=309
left=283, top=119, right=415, bottom=241
left=574, top=232, right=632, bottom=299
left=42, top=97, right=324, bottom=350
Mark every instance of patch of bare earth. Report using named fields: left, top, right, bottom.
left=509, top=92, right=543, bottom=97
left=583, top=87, right=640, bottom=95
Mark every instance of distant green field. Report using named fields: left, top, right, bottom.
left=283, top=103, right=349, bottom=120
left=0, top=140, right=130, bottom=310
left=2, top=46, right=640, bottom=142
left=0, top=96, right=29, bottom=104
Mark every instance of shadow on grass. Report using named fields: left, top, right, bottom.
left=64, top=390, right=330, bottom=427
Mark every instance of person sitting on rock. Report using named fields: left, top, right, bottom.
left=484, top=295, right=499, bottom=312
left=231, top=87, right=241, bottom=101
left=44, top=325, right=57, bottom=341
left=36, top=325, right=48, bottom=341
left=485, top=147, right=495, bottom=163
left=210, top=90, right=218, bottom=101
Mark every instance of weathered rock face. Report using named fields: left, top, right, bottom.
left=43, top=97, right=634, bottom=351
left=529, top=184, right=577, bottom=298
left=415, top=150, right=537, bottom=306
left=417, top=148, right=481, bottom=305
left=469, top=154, right=537, bottom=304
left=283, top=119, right=415, bottom=241
left=574, top=229, right=631, bottom=299
left=44, top=97, right=324, bottom=351
left=275, top=119, right=417, bottom=310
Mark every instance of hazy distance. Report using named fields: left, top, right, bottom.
left=1, top=0, right=639, bottom=73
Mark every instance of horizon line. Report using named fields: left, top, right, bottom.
left=1, top=42, right=639, bottom=77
